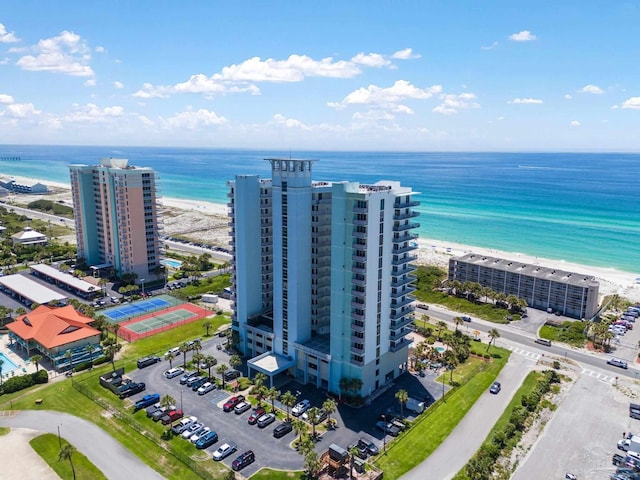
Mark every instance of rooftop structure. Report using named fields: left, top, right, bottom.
left=0, top=274, right=67, bottom=306
left=11, top=227, right=47, bottom=245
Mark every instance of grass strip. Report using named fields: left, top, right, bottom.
left=30, top=433, right=108, bottom=480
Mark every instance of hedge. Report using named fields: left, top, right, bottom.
left=0, top=369, right=48, bottom=395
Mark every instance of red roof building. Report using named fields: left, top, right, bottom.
left=7, top=305, right=102, bottom=371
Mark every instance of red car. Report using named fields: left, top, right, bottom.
left=223, top=395, right=245, bottom=412
left=247, top=407, right=266, bottom=425
left=161, top=409, right=184, bottom=424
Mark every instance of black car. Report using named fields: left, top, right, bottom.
left=489, top=381, right=501, bottom=394
left=137, top=356, right=161, bottom=369
left=191, top=377, right=209, bottom=391
left=119, top=382, right=146, bottom=399
left=273, top=422, right=293, bottom=438
left=232, top=450, right=255, bottom=471
left=224, top=370, right=241, bottom=381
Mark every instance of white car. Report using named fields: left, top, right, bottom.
left=190, top=427, right=211, bottom=444
left=292, top=399, right=310, bottom=416
left=181, top=422, right=204, bottom=439
left=212, top=442, right=237, bottom=461
left=197, top=382, right=216, bottom=395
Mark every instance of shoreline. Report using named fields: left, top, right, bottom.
left=3, top=173, right=639, bottom=302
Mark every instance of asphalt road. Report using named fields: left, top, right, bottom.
left=0, top=410, right=164, bottom=480
left=0, top=201, right=75, bottom=228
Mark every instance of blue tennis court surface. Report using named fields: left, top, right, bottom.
left=103, top=297, right=171, bottom=321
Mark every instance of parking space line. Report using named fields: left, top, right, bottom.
left=581, top=368, right=615, bottom=383
left=507, top=346, right=541, bottom=360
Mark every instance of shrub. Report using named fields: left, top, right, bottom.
left=32, top=369, right=49, bottom=384
left=0, top=369, right=47, bottom=394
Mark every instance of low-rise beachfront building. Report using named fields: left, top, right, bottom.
left=6, top=305, right=102, bottom=371
left=11, top=227, right=47, bottom=246
left=228, top=159, right=420, bottom=399
left=448, top=253, right=599, bottom=319
left=69, top=158, right=163, bottom=281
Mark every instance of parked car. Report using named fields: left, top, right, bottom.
left=181, top=422, right=204, bottom=440
left=248, top=407, right=266, bottom=425
left=608, top=358, right=629, bottom=369
left=191, top=377, right=209, bottom=391
left=161, top=409, right=184, bottom=425
left=489, top=381, right=502, bottom=394
left=302, top=408, right=328, bottom=424
left=197, top=382, right=216, bottom=395
left=416, top=303, right=429, bottom=310
left=213, top=442, right=237, bottom=461
left=186, top=375, right=205, bottom=387
left=461, top=316, right=471, bottom=322
left=134, top=393, right=160, bottom=411
left=190, top=427, right=211, bottom=444
left=223, top=395, right=245, bottom=412
left=119, top=382, right=146, bottom=399
left=164, top=367, right=184, bottom=379
left=257, top=413, right=276, bottom=428
left=348, top=441, right=369, bottom=459
left=292, top=399, right=311, bottom=416
left=137, top=356, right=161, bottom=369
left=151, top=406, right=172, bottom=422
left=232, top=450, right=255, bottom=471
left=195, top=430, right=219, bottom=449
left=234, top=401, right=251, bottom=415
left=172, top=416, right=197, bottom=435
left=179, top=371, right=198, bottom=385
left=224, top=370, right=241, bottom=382
left=164, top=347, right=180, bottom=359
left=273, top=422, right=293, bottom=438
left=145, top=402, right=162, bottom=418
left=375, top=421, right=401, bottom=436
left=358, top=437, right=379, bottom=456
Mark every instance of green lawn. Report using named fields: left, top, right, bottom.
left=250, top=468, right=303, bottom=479
left=0, top=426, right=9, bottom=435
left=374, top=348, right=510, bottom=480
left=539, top=322, right=586, bottom=347
left=30, top=433, right=108, bottom=480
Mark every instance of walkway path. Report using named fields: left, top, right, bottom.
left=0, top=428, right=59, bottom=479
left=0, top=410, right=164, bottom=480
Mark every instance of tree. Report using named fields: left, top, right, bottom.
left=436, top=320, right=447, bottom=340
left=229, top=354, right=242, bottom=372
left=58, top=443, right=77, bottom=480
left=192, top=352, right=205, bottom=373
left=217, top=363, right=228, bottom=389
left=339, top=377, right=350, bottom=400
left=306, top=406, right=321, bottom=438
left=192, top=338, right=202, bottom=355
left=281, top=391, right=296, bottom=420
left=203, top=355, right=217, bottom=379
left=322, top=397, right=337, bottom=427
left=253, top=372, right=267, bottom=391
left=85, top=344, right=95, bottom=369
left=267, top=387, right=280, bottom=413
left=487, top=328, right=501, bottom=353
left=293, top=418, right=308, bottom=444
left=105, top=343, right=121, bottom=371
left=202, top=319, right=213, bottom=336
left=395, top=389, right=409, bottom=418
left=31, top=354, right=43, bottom=372
left=64, top=349, right=74, bottom=372
left=166, top=352, right=176, bottom=369
left=443, top=349, right=459, bottom=383
left=160, top=394, right=175, bottom=409
left=348, top=444, right=360, bottom=480
left=179, top=342, right=190, bottom=368
left=303, top=449, right=322, bottom=479
left=453, top=316, right=463, bottom=332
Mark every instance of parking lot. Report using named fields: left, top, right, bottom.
left=125, top=335, right=450, bottom=475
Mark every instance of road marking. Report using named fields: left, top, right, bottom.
left=507, top=346, right=541, bottom=360
left=581, top=368, right=615, bottom=383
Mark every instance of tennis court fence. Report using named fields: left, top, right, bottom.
left=118, top=312, right=206, bottom=342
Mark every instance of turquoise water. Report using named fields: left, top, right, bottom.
left=161, top=259, right=182, bottom=269
left=0, top=351, right=19, bottom=373
left=0, top=145, right=638, bottom=274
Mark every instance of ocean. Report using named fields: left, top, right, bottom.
left=0, top=145, right=638, bottom=275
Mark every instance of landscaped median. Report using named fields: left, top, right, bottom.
left=30, top=433, right=107, bottom=480
left=373, top=347, right=510, bottom=480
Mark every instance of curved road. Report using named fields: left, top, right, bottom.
left=0, top=410, right=164, bottom=480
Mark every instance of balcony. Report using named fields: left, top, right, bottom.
left=392, top=254, right=418, bottom=266
left=350, top=343, right=365, bottom=354
left=353, top=230, right=368, bottom=239
left=390, top=316, right=414, bottom=330
left=352, top=264, right=366, bottom=275
left=390, top=337, right=412, bottom=352
left=390, top=274, right=416, bottom=288
left=351, top=288, right=366, bottom=298
left=390, top=329, right=411, bottom=341
left=390, top=285, right=417, bottom=298
left=351, top=300, right=365, bottom=309
left=393, top=264, right=417, bottom=276
left=393, top=210, right=420, bottom=221
left=351, top=321, right=365, bottom=334
left=391, top=296, right=415, bottom=309
left=351, top=311, right=366, bottom=321
left=392, top=243, right=418, bottom=255
left=393, top=222, right=420, bottom=232
left=353, top=253, right=367, bottom=262
left=353, top=217, right=368, bottom=226
left=351, top=357, right=364, bottom=367
left=395, top=199, right=420, bottom=209
left=353, top=206, right=368, bottom=214
left=351, top=277, right=366, bottom=287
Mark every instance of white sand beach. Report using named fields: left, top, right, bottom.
left=4, top=173, right=640, bottom=303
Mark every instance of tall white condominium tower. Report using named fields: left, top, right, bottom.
left=69, top=158, right=163, bottom=280
left=228, top=159, right=419, bottom=398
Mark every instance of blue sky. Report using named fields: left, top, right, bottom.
left=1, top=1, right=639, bottom=151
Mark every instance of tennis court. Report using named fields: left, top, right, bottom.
left=125, top=308, right=196, bottom=333
left=102, top=295, right=181, bottom=323
left=118, top=302, right=212, bottom=342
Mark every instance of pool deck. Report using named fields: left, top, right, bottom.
left=0, top=334, right=38, bottom=380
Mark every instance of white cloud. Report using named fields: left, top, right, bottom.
left=570, top=120, right=581, bottom=126
left=1, top=103, right=41, bottom=118
left=84, top=78, right=96, bottom=87
left=272, top=113, right=311, bottom=130
left=508, top=98, right=543, bottom=104
left=17, top=31, right=94, bottom=77
left=330, top=80, right=442, bottom=110
left=132, top=82, right=170, bottom=99
left=0, top=57, right=9, bottom=65
left=616, top=97, right=640, bottom=110
left=0, top=94, right=14, bottom=104
left=581, top=84, right=603, bottom=94
left=63, top=103, right=124, bottom=123
left=509, top=30, right=537, bottom=42
left=351, top=52, right=391, bottom=68
left=165, top=108, right=227, bottom=129
left=0, top=23, right=19, bottom=43
left=137, top=115, right=155, bottom=127
left=433, top=92, right=480, bottom=115
left=564, top=94, right=573, bottom=100
left=352, top=110, right=396, bottom=121
left=114, top=81, right=124, bottom=89
left=391, top=48, right=421, bottom=60
left=95, top=46, right=106, bottom=53
left=481, top=41, right=499, bottom=50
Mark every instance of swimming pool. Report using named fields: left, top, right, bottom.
left=0, top=352, right=19, bottom=373
left=436, top=347, right=445, bottom=353
left=161, top=258, right=182, bottom=269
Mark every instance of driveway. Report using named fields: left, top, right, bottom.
left=0, top=427, right=59, bottom=479
left=0, top=410, right=163, bottom=480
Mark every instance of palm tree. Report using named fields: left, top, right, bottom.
left=267, top=387, right=280, bottom=413
left=58, top=443, right=77, bottom=480
left=281, top=390, right=296, bottom=420
left=179, top=342, right=190, bottom=368
left=292, top=418, right=308, bottom=444
left=203, top=355, right=217, bottom=379
left=487, top=328, right=501, bottom=353
left=217, top=363, right=228, bottom=389
left=322, top=397, right=337, bottom=427
left=229, top=354, right=242, bottom=373
left=202, top=319, right=213, bottom=336
left=64, top=349, right=74, bottom=372
left=395, top=389, right=409, bottom=418
left=453, top=316, right=463, bottom=332
left=166, top=352, right=176, bottom=369
left=339, top=377, right=350, bottom=400
left=304, top=450, right=322, bottom=479
left=192, top=352, right=205, bottom=373
left=253, top=372, right=267, bottom=391
left=31, top=354, right=43, bottom=372
left=105, top=343, right=121, bottom=371
left=348, top=444, right=360, bottom=480
left=443, top=350, right=459, bottom=383
left=160, top=394, right=175, bottom=409
left=192, top=338, right=202, bottom=355
left=436, top=320, right=447, bottom=340
left=111, top=323, right=121, bottom=344
left=306, top=406, right=321, bottom=438
left=85, top=345, right=95, bottom=369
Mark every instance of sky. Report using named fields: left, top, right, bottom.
left=1, top=1, right=639, bottom=151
